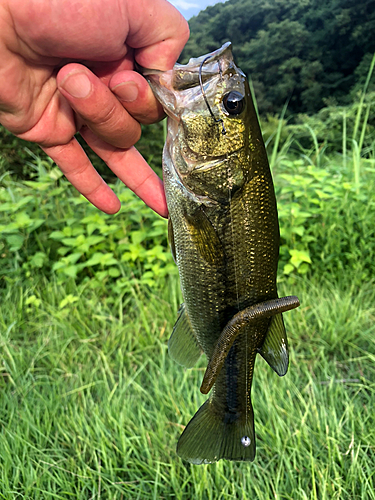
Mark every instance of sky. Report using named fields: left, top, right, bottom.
left=168, top=0, right=227, bottom=19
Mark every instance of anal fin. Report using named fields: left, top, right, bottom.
left=168, top=304, right=202, bottom=368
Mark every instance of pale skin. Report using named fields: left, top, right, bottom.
left=0, top=0, right=190, bottom=217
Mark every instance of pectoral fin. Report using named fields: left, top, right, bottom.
left=185, top=208, right=224, bottom=265
left=168, top=304, right=202, bottom=368
left=168, top=217, right=177, bottom=263
left=200, top=296, right=300, bottom=394
left=258, top=313, right=288, bottom=376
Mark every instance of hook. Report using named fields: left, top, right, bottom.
left=199, top=56, right=226, bottom=136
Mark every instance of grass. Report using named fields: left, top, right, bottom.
left=1, top=275, right=374, bottom=499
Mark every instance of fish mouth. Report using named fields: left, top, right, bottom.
left=172, top=41, right=235, bottom=92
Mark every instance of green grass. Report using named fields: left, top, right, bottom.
left=1, top=275, right=374, bottom=499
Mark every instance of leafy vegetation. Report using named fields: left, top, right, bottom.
left=2, top=88, right=374, bottom=290
left=183, top=0, right=375, bottom=115
left=273, top=114, right=375, bottom=280
left=0, top=121, right=164, bottom=183
left=0, top=156, right=175, bottom=295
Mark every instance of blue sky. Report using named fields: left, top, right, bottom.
left=168, top=0, right=227, bottom=19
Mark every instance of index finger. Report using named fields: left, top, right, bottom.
left=126, top=0, right=190, bottom=70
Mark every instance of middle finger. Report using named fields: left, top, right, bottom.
left=57, top=63, right=141, bottom=149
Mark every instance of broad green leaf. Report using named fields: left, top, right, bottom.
left=61, top=238, right=78, bottom=247
left=59, top=294, right=79, bottom=309
left=6, top=234, right=24, bottom=251
left=49, top=231, right=65, bottom=240
left=62, top=266, right=79, bottom=278
left=291, top=226, right=305, bottom=236
left=289, top=249, right=312, bottom=267
left=15, top=212, right=32, bottom=228
left=25, top=295, right=42, bottom=307
left=108, top=267, right=121, bottom=278
left=30, top=252, right=47, bottom=268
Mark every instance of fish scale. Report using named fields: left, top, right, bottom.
left=145, top=42, right=300, bottom=463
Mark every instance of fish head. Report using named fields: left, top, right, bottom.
left=146, top=42, right=265, bottom=203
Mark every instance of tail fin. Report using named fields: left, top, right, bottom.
left=177, top=399, right=255, bottom=464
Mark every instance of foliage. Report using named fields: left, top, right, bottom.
left=0, top=126, right=43, bottom=180
left=275, top=156, right=375, bottom=281
left=0, top=121, right=164, bottom=182
left=2, top=89, right=375, bottom=290
left=182, top=0, right=375, bottom=115
left=291, top=94, right=375, bottom=154
left=0, top=156, right=176, bottom=295
left=264, top=89, right=375, bottom=281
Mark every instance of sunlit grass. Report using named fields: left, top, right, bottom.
left=1, top=276, right=374, bottom=499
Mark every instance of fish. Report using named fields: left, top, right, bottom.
left=144, top=42, right=300, bottom=464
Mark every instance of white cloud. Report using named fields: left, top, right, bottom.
left=169, top=0, right=200, bottom=11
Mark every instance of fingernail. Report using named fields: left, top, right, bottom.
left=111, top=81, right=139, bottom=102
left=61, top=72, right=92, bottom=98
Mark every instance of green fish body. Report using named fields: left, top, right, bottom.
left=146, top=43, right=299, bottom=464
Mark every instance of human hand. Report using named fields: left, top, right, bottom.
left=0, top=0, right=189, bottom=217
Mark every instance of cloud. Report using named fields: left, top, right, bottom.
left=169, top=0, right=200, bottom=10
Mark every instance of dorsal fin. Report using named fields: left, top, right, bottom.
left=258, top=313, right=288, bottom=376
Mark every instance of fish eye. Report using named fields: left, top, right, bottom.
left=222, top=91, right=245, bottom=115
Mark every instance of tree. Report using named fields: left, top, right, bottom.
left=181, top=0, right=375, bottom=114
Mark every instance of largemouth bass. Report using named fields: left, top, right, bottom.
left=145, top=42, right=300, bottom=464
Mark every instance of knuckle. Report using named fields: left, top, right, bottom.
left=108, top=124, right=141, bottom=149
left=81, top=177, right=103, bottom=197
left=68, top=161, right=90, bottom=178
left=94, top=101, right=118, bottom=126
left=88, top=114, right=141, bottom=149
